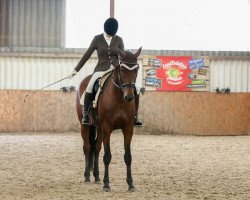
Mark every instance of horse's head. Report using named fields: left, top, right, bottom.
left=115, top=47, right=142, bottom=102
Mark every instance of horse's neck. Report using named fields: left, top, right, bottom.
left=112, top=67, right=120, bottom=85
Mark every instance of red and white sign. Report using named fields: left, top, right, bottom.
left=156, top=56, right=192, bottom=91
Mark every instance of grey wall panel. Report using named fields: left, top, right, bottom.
left=0, top=0, right=66, bottom=48
left=0, top=0, right=8, bottom=46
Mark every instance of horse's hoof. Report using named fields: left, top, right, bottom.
left=128, top=187, right=136, bottom=192
left=95, top=179, right=101, bottom=184
left=103, top=187, right=111, bottom=192
left=84, top=178, right=91, bottom=183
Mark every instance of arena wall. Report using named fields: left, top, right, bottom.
left=0, top=90, right=249, bottom=135
left=1, top=49, right=249, bottom=135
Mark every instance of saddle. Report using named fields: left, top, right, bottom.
left=80, top=70, right=112, bottom=108
left=92, top=71, right=112, bottom=108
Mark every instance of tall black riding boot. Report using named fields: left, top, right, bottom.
left=82, top=92, right=93, bottom=125
left=134, top=93, right=142, bottom=126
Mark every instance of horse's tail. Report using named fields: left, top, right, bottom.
left=89, top=125, right=96, bottom=172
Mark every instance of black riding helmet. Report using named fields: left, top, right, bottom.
left=104, top=18, right=118, bottom=36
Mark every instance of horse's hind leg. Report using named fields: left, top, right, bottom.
left=102, top=130, right=112, bottom=191
left=93, top=127, right=102, bottom=183
left=123, top=126, right=135, bottom=191
left=81, top=125, right=91, bottom=182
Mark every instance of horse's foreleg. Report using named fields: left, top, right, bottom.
left=124, top=145, right=134, bottom=189
left=103, top=133, right=112, bottom=191
left=81, top=126, right=91, bottom=182
left=83, top=146, right=90, bottom=182
left=123, top=127, right=135, bottom=191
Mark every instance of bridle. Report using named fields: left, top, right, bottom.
left=111, top=60, right=139, bottom=91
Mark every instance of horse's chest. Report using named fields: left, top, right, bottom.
left=99, top=104, right=135, bottom=124
left=112, top=111, right=134, bottom=128
left=114, top=110, right=131, bottom=120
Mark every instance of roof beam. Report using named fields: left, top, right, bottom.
left=110, top=0, right=114, bottom=17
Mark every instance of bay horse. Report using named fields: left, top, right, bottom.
left=76, top=47, right=142, bottom=191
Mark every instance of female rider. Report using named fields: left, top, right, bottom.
left=69, top=18, right=142, bottom=126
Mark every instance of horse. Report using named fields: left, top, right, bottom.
left=76, top=47, right=142, bottom=192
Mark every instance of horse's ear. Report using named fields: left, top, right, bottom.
left=134, top=47, right=142, bottom=58
left=118, top=48, right=126, bottom=59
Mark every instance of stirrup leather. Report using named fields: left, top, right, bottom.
left=82, top=114, right=90, bottom=125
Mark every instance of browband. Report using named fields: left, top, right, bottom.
left=120, top=62, right=139, bottom=70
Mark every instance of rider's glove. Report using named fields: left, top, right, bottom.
left=68, top=69, right=78, bottom=79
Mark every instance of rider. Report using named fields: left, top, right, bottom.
left=69, top=18, right=142, bottom=126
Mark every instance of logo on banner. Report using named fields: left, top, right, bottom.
left=163, top=61, right=187, bottom=85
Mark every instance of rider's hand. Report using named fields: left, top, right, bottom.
left=68, top=69, right=78, bottom=79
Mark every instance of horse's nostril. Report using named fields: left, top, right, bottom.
left=125, top=95, right=134, bottom=102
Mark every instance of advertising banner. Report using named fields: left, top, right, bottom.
left=142, top=56, right=210, bottom=91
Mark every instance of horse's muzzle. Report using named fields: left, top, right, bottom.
left=121, top=83, right=136, bottom=102
left=124, top=94, right=135, bottom=102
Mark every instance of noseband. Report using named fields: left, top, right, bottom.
left=112, top=60, right=139, bottom=91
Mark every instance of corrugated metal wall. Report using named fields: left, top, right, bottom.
left=0, top=0, right=8, bottom=46
left=0, top=0, right=66, bottom=47
left=0, top=56, right=94, bottom=90
left=1, top=53, right=250, bottom=92
left=0, top=49, right=249, bottom=92
left=0, top=55, right=143, bottom=90
left=210, top=59, right=250, bottom=92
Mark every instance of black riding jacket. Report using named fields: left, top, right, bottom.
left=75, top=34, right=124, bottom=73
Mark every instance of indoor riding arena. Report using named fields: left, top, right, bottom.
left=0, top=1, right=249, bottom=200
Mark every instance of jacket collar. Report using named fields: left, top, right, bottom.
left=102, top=33, right=116, bottom=46
left=103, top=32, right=112, bottom=41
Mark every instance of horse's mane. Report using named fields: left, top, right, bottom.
left=124, top=50, right=131, bottom=54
